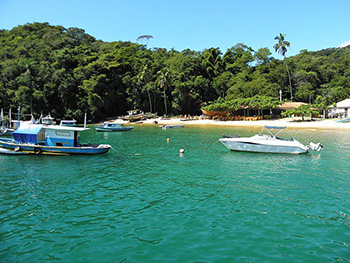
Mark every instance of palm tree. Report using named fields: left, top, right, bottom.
left=274, top=33, right=293, bottom=101
left=156, top=68, right=171, bottom=116
left=136, top=35, right=153, bottom=48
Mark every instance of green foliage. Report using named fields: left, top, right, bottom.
left=281, top=105, right=319, bottom=120
left=202, top=95, right=280, bottom=112
left=1, top=23, right=350, bottom=121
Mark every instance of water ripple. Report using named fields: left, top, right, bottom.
left=1, top=126, right=350, bottom=262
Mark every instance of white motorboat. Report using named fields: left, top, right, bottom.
left=219, top=126, right=323, bottom=154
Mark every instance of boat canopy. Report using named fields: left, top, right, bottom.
left=13, top=123, right=44, bottom=143
left=45, top=125, right=89, bottom=132
left=264, top=126, right=286, bottom=130
left=262, top=126, right=287, bottom=137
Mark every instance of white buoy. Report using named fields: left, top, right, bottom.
left=179, top=149, right=184, bottom=153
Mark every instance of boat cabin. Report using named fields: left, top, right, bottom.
left=103, top=122, right=123, bottom=128
left=13, top=123, right=89, bottom=147
left=60, top=120, right=77, bottom=127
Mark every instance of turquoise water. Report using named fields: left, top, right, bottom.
left=1, top=125, right=350, bottom=262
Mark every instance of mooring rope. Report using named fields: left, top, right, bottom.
left=205, top=139, right=220, bottom=150
left=110, top=146, right=121, bottom=155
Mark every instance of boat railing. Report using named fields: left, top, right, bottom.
left=222, top=134, right=241, bottom=138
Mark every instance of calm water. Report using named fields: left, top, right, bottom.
left=1, top=125, right=350, bottom=262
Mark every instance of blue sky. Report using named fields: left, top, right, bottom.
left=1, top=0, right=349, bottom=58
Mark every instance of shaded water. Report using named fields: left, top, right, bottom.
left=1, top=125, right=350, bottom=262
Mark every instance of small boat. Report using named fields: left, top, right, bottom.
left=201, top=109, right=228, bottom=117
left=121, top=110, right=145, bottom=122
left=0, top=123, right=111, bottom=155
left=336, top=118, right=350, bottom=123
left=94, top=122, right=134, bottom=132
left=0, top=108, right=15, bottom=136
left=60, top=120, right=77, bottom=126
left=0, top=145, right=28, bottom=154
left=41, top=114, right=55, bottom=125
left=161, top=124, right=186, bottom=130
left=219, top=126, right=323, bottom=154
left=0, top=128, right=15, bottom=136
left=144, top=112, right=158, bottom=119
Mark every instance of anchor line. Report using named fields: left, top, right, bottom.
left=205, top=139, right=220, bottom=150
left=110, top=146, right=121, bottom=155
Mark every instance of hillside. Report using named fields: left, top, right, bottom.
left=0, top=22, right=349, bottom=121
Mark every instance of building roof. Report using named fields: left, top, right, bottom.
left=336, top=99, right=350, bottom=108
left=45, top=125, right=90, bottom=132
left=279, top=102, right=308, bottom=110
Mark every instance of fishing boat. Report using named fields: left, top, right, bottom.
left=95, top=122, right=134, bottom=132
left=161, top=124, right=186, bottom=130
left=0, top=123, right=111, bottom=155
left=219, top=126, right=323, bottom=154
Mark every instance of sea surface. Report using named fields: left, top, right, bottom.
left=1, top=125, right=350, bottom=262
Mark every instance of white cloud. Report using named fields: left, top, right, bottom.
left=338, top=40, right=350, bottom=48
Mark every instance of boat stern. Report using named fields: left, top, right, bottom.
left=307, top=140, right=323, bottom=152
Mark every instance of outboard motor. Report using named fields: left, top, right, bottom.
left=307, top=140, right=323, bottom=152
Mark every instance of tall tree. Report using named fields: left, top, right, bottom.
left=157, top=68, right=171, bottom=115
left=138, top=65, right=153, bottom=113
left=136, top=35, right=153, bottom=48
left=274, top=33, right=293, bottom=101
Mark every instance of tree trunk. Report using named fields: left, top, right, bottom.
left=147, top=89, right=152, bottom=113
left=163, top=87, right=167, bottom=115
left=284, top=55, right=293, bottom=101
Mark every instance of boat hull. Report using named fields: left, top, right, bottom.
left=121, top=114, right=144, bottom=121
left=0, top=139, right=111, bottom=155
left=201, top=109, right=228, bottom=117
left=95, top=126, right=134, bottom=132
left=219, top=136, right=309, bottom=154
left=161, top=124, right=185, bottom=129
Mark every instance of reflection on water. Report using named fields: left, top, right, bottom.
left=1, top=126, right=350, bottom=262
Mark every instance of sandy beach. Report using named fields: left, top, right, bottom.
left=129, top=117, right=350, bottom=131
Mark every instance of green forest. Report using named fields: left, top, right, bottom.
left=1, top=22, right=350, bottom=121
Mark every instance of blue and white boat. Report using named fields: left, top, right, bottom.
left=0, top=123, right=111, bottom=155
left=336, top=118, right=350, bottom=123
left=94, top=122, right=134, bottom=132
left=220, top=126, right=323, bottom=154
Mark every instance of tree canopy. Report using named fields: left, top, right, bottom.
left=1, top=23, right=350, bottom=121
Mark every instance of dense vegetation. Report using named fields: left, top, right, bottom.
left=0, top=23, right=349, bottom=121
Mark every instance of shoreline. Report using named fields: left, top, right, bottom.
left=121, top=117, right=350, bottom=131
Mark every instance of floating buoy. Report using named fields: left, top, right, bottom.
left=179, top=149, right=184, bottom=153
left=167, top=138, right=170, bottom=143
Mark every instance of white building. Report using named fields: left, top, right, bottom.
left=328, top=99, right=350, bottom=118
